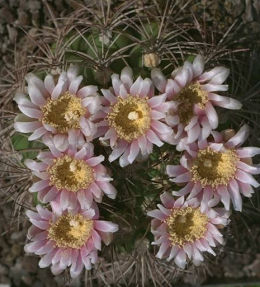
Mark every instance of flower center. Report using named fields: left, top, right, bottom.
left=107, top=96, right=151, bottom=142
left=191, top=147, right=239, bottom=188
left=166, top=207, right=208, bottom=247
left=48, top=155, right=94, bottom=192
left=41, top=92, right=85, bottom=133
left=175, top=82, right=208, bottom=125
left=48, top=213, right=93, bottom=249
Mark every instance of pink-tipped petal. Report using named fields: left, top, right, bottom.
left=205, top=102, right=218, bottom=129
left=128, top=140, right=139, bottom=164
left=147, top=209, right=167, bottom=221
left=101, top=89, right=117, bottom=104
left=151, top=68, right=166, bottom=93
left=237, top=147, right=260, bottom=158
left=151, top=120, right=172, bottom=135
left=192, top=55, right=204, bottom=78
left=86, top=155, right=104, bottom=167
left=173, top=196, right=185, bottom=207
left=69, top=75, right=83, bottom=94
left=130, top=76, right=143, bottom=96
left=174, top=250, right=187, bottom=269
left=235, top=170, right=260, bottom=188
left=208, top=67, right=229, bottom=84
left=51, top=72, right=68, bottom=99
left=174, top=67, right=190, bottom=87
left=156, top=242, right=169, bottom=259
left=29, top=180, right=50, bottom=193
left=94, top=221, right=118, bottom=233
left=172, top=172, right=191, bottom=183
left=237, top=161, right=260, bottom=175
left=44, top=75, right=55, bottom=94
left=148, top=94, right=167, bottom=108
left=146, top=130, right=163, bottom=147
left=120, top=66, right=133, bottom=90
left=111, top=74, right=121, bottom=96
left=217, top=186, right=230, bottom=210
left=28, top=127, right=47, bottom=141
left=166, top=165, right=186, bottom=177
left=160, top=192, right=175, bottom=209
left=226, top=124, right=249, bottom=148
left=28, top=85, right=46, bottom=107
left=229, top=179, right=242, bottom=212
left=187, top=123, right=200, bottom=144
left=209, top=93, right=242, bottom=110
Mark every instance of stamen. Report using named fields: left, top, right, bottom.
left=191, top=147, right=239, bottom=187
left=48, top=214, right=93, bottom=249
left=107, top=95, right=151, bottom=142
left=175, top=82, right=208, bottom=124
left=166, top=207, right=208, bottom=247
left=41, top=92, right=85, bottom=133
left=48, top=155, right=94, bottom=192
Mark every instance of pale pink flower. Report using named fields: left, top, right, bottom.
left=151, top=55, right=242, bottom=150
left=14, top=65, right=101, bottom=151
left=25, top=139, right=116, bottom=211
left=24, top=204, right=118, bottom=278
left=166, top=125, right=260, bottom=212
left=147, top=193, right=229, bottom=268
left=98, top=66, right=173, bottom=167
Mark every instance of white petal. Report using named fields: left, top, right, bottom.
left=111, top=73, right=121, bottom=96
left=226, top=124, right=249, bottom=148
left=205, top=102, right=218, bottom=129
left=174, top=250, right=187, bottom=269
left=209, top=93, right=242, bottom=110
left=187, top=123, right=200, bottom=143
left=146, top=130, right=163, bottom=147
left=51, top=72, right=68, bottom=99
left=228, top=180, right=242, bottom=211
left=208, top=67, right=229, bottom=84
left=120, top=66, right=133, bottom=90
left=192, top=55, right=204, bottom=78
left=128, top=140, right=139, bottom=164
left=217, top=185, right=230, bottom=210
left=28, top=85, right=46, bottom=107
left=151, top=68, right=166, bottom=93
left=130, top=76, right=142, bottom=96
left=69, top=75, right=83, bottom=94
left=44, top=74, right=55, bottom=94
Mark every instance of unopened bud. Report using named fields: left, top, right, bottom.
left=143, top=53, right=160, bottom=68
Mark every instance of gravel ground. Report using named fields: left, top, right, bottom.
left=0, top=0, right=260, bottom=286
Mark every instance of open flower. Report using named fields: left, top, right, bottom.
left=147, top=193, right=229, bottom=268
left=98, top=66, right=173, bottom=167
left=25, top=139, right=116, bottom=210
left=151, top=55, right=242, bottom=150
left=14, top=65, right=101, bottom=151
left=166, top=125, right=260, bottom=212
left=24, top=204, right=118, bottom=278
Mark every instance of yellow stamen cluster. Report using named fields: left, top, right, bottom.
left=41, top=92, right=85, bottom=133
left=191, top=147, right=239, bottom=187
left=166, top=207, right=208, bottom=247
left=176, top=82, right=208, bottom=124
left=48, top=155, right=94, bottom=192
left=48, top=213, right=93, bottom=249
left=107, top=95, right=151, bottom=142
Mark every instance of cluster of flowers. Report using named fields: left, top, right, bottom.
left=14, top=55, right=260, bottom=277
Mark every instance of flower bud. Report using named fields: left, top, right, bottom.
left=143, top=53, right=160, bottom=68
